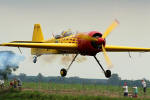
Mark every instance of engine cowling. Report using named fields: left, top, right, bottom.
left=77, top=31, right=105, bottom=56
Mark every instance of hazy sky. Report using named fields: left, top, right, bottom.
left=0, top=0, right=150, bottom=80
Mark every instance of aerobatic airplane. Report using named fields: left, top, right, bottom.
left=1, top=20, right=150, bottom=78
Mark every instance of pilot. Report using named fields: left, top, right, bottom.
left=61, top=29, right=72, bottom=37
left=55, top=29, right=73, bottom=39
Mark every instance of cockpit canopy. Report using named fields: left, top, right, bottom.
left=61, top=30, right=73, bottom=37
left=55, top=29, right=73, bottom=39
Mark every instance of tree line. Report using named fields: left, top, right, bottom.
left=0, top=73, right=149, bottom=87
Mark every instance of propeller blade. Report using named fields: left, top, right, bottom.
left=102, top=20, right=119, bottom=39
left=102, top=44, right=113, bottom=68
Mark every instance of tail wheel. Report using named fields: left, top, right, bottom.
left=105, top=70, right=111, bottom=78
left=60, top=68, right=67, bottom=77
left=33, top=56, right=37, bottom=63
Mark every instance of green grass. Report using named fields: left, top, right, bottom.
left=22, top=82, right=149, bottom=96
left=1, top=82, right=150, bottom=100
left=0, top=89, right=148, bottom=100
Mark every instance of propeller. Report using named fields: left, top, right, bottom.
left=101, top=20, right=119, bottom=68
left=102, top=45, right=113, bottom=68
left=76, top=20, right=119, bottom=68
left=102, top=19, right=119, bottom=39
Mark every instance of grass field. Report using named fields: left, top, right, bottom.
left=22, top=82, right=150, bottom=97
left=1, top=89, right=150, bottom=100
left=0, top=82, right=150, bottom=100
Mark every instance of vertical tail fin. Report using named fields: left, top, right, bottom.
left=31, top=24, right=44, bottom=55
left=32, top=24, right=44, bottom=42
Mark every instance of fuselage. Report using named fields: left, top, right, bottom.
left=32, top=31, right=105, bottom=56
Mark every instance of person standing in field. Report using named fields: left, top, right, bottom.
left=132, top=86, right=138, bottom=98
left=0, top=79, right=4, bottom=89
left=142, top=80, right=147, bottom=94
left=17, top=79, right=22, bottom=90
left=123, top=82, right=128, bottom=97
left=13, top=78, right=17, bottom=88
left=9, top=80, right=14, bottom=88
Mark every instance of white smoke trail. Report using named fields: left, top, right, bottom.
left=0, top=51, right=25, bottom=71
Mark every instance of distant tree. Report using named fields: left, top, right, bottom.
left=19, top=73, right=27, bottom=81
left=107, top=73, right=121, bottom=85
left=37, top=73, right=44, bottom=82
left=37, top=73, right=44, bottom=89
left=0, top=67, right=12, bottom=80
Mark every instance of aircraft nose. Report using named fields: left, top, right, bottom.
left=97, top=38, right=105, bottom=45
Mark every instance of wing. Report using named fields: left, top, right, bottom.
left=105, top=45, right=150, bottom=52
left=0, top=41, right=78, bottom=50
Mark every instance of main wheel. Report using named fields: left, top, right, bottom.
left=105, top=70, right=111, bottom=78
left=60, top=68, right=67, bottom=77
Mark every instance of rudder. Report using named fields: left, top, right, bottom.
left=32, top=24, right=44, bottom=42
left=31, top=24, right=44, bottom=55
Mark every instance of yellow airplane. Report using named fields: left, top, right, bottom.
left=1, top=20, right=150, bottom=78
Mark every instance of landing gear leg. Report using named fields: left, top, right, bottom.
left=93, top=55, right=111, bottom=78
left=60, top=54, right=78, bottom=77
